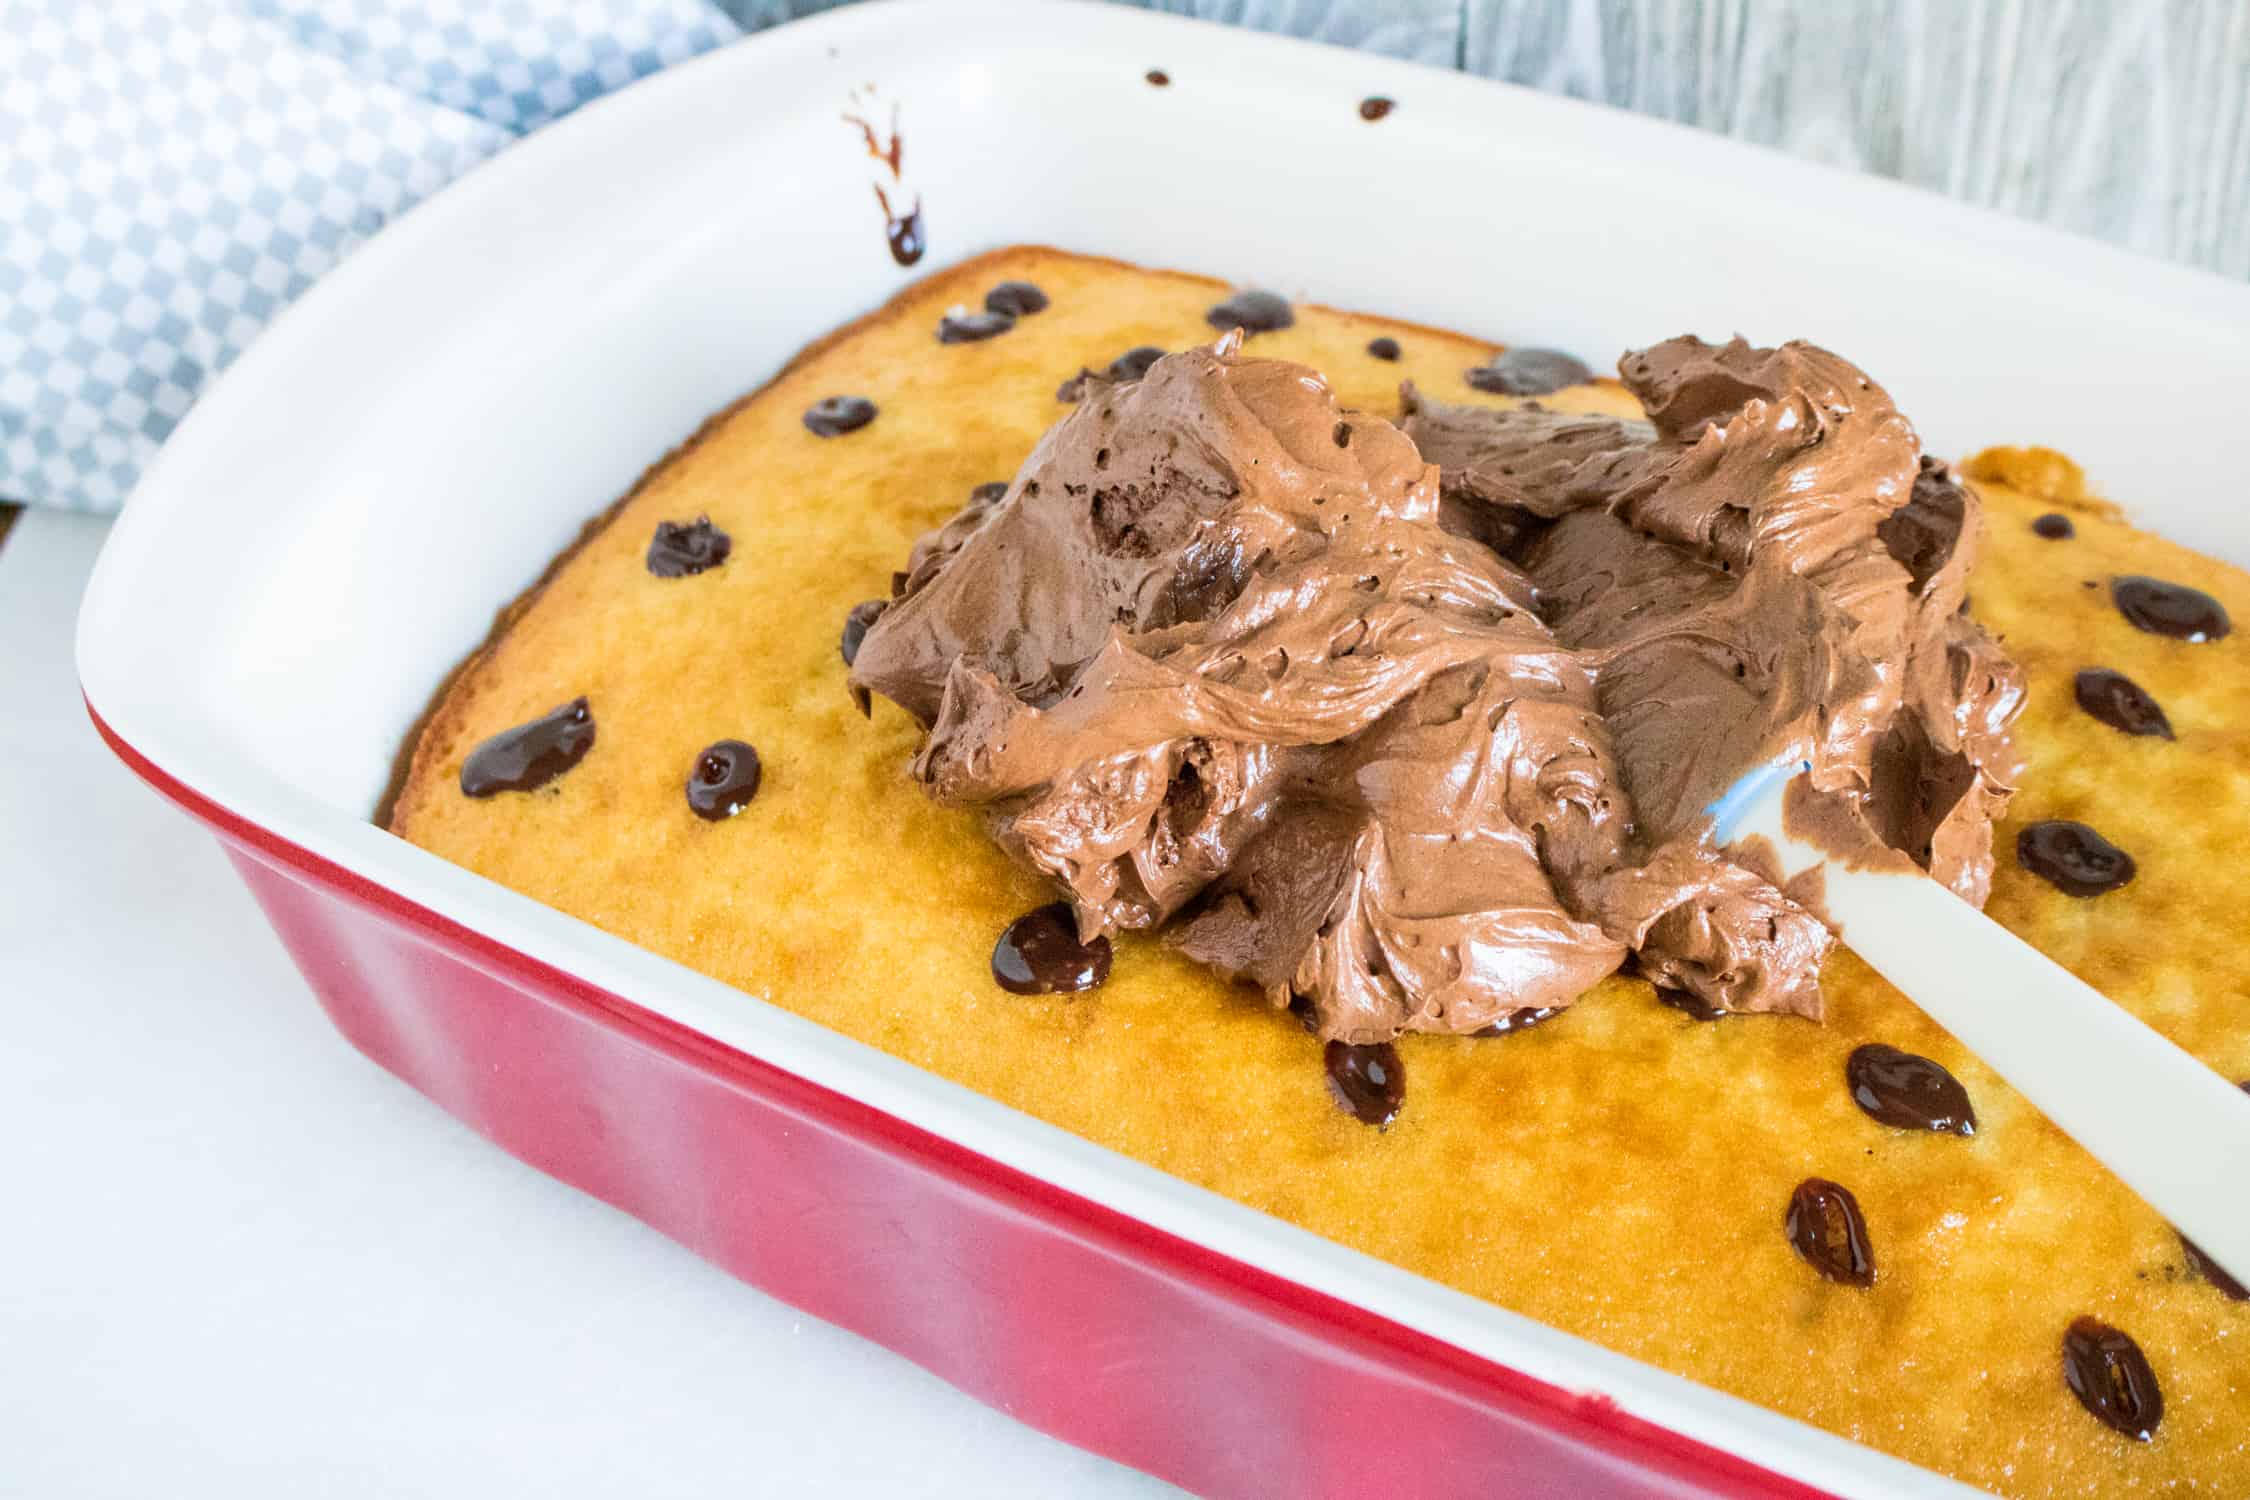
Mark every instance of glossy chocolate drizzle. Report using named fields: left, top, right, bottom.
left=984, top=281, right=1049, bottom=318
left=2112, top=575, right=2230, bottom=642
left=460, top=698, right=594, bottom=798
left=2017, top=820, right=2135, bottom=897
left=685, top=739, right=762, bottom=820
left=646, top=517, right=731, bottom=578
left=804, top=395, right=878, bottom=437
left=1325, top=1039, right=1404, bottom=1126
left=938, top=308, right=1014, bottom=344
left=1785, top=1178, right=1875, bottom=1287
left=1845, top=1043, right=1976, bottom=1135
left=991, top=902, right=1113, bottom=995
left=2060, top=1317, right=2163, bottom=1441
left=2074, top=669, right=2172, bottom=739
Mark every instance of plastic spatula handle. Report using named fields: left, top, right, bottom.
left=1719, top=765, right=2250, bottom=1291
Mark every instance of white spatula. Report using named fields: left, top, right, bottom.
left=1712, top=760, right=2250, bottom=1288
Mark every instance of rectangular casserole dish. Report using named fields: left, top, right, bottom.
left=76, top=4, right=2250, bottom=1495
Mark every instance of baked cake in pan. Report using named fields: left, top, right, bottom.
left=386, top=247, right=2248, bottom=1495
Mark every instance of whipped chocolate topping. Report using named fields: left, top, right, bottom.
left=851, top=334, right=2023, bottom=1042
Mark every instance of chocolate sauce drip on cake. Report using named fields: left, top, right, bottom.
left=2032, top=512, right=2075, bottom=539
left=1358, top=96, right=1394, bottom=121
left=1785, top=1178, right=1875, bottom=1287
left=2061, top=1317, right=2163, bottom=1441
left=804, top=396, right=877, bottom=437
left=2017, top=820, right=2136, bottom=897
left=938, top=309, right=1014, bottom=344
left=1325, top=1040, right=1404, bottom=1126
left=460, top=698, right=594, bottom=798
left=1464, top=347, right=1592, bottom=396
left=840, top=599, right=887, bottom=666
left=1474, top=1006, right=1562, bottom=1036
left=645, top=517, right=732, bottom=578
left=1845, top=1043, right=1976, bottom=1135
left=1365, top=336, right=1401, bottom=362
left=685, top=739, right=762, bottom=820
left=991, top=902, right=1113, bottom=995
left=984, top=281, right=1048, bottom=318
left=2074, top=669, right=2173, bottom=739
left=2181, top=1234, right=2249, bottom=1301
left=2112, top=575, right=2231, bottom=641
left=1205, top=290, right=1294, bottom=335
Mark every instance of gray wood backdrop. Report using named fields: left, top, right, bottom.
left=723, top=0, right=2250, bottom=282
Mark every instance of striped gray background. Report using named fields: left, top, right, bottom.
left=727, top=0, right=2250, bottom=283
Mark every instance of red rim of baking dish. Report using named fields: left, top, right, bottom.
left=87, top=693, right=1834, bottom=1499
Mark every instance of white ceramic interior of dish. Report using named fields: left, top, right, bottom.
left=77, top=3, right=2250, bottom=1495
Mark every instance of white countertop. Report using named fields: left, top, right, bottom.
left=0, top=507, right=1173, bottom=1498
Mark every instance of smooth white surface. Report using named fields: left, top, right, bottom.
left=1, top=509, right=1170, bottom=1498
left=71, top=5, right=2250, bottom=1496
left=1729, top=782, right=2250, bottom=1291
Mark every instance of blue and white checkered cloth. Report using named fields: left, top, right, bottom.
left=0, top=1, right=747, bottom=513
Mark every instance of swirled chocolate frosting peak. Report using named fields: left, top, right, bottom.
left=1403, top=337, right=2024, bottom=906
left=852, top=335, right=2023, bottom=1042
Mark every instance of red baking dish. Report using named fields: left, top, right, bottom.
left=90, top=714, right=1835, bottom=1499
left=75, top=4, right=2250, bottom=1496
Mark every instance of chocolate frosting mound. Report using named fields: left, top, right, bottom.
left=1405, top=337, right=2023, bottom=910
left=853, top=334, right=2022, bottom=1041
left=854, top=336, right=1636, bottom=1040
